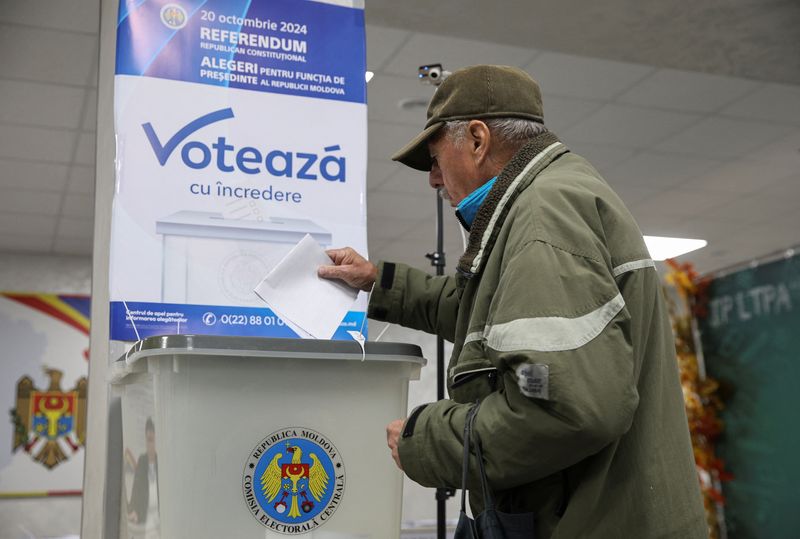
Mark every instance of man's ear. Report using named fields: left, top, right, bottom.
left=467, top=120, right=492, bottom=166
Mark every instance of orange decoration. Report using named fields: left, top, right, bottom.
left=664, top=260, right=731, bottom=539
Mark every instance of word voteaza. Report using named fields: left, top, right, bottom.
left=142, top=108, right=346, bottom=182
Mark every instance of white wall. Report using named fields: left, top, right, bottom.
left=0, top=253, right=90, bottom=539
left=0, top=254, right=91, bottom=295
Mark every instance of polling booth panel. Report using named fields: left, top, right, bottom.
left=111, top=335, right=425, bottom=538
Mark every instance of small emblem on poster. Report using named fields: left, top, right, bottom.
left=243, top=428, right=345, bottom=534
left=160, top=4, right=188, bottom=30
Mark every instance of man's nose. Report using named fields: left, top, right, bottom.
left=428, top=170, right=442, bottom=189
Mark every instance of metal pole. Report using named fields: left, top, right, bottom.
left=426, top=191, right=450, bottom=539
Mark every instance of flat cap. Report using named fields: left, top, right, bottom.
left=391, top=65, right=544, bottom=171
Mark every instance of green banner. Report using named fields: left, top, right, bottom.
left=701, top=255, right=800, bottom=538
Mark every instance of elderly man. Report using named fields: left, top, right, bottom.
left=319, top=65, right=705, bottom=537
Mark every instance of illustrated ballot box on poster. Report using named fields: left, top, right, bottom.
left=111, top=335, right=425, bottom=538
left=156, top=211, right=332, bottom=307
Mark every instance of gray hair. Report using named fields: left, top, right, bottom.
left=444, top=118, right=547, bottom=149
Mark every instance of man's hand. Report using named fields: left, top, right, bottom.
left=386, top=419, right=405, bottom=470
left=318, top=247, right=377, bottom=292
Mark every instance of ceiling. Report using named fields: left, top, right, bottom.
left=0, top=1, right=98, bottom=257
left=0, top=0, right=799, bottom=275
left=365, top=0, right=800, bottom=86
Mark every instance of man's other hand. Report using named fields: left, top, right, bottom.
left=386, top=419, right=404, bottom=470
left=318, top=247, right=377, bottom=292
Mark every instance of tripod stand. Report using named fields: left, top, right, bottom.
left=425, top=190, right=456, bottom=539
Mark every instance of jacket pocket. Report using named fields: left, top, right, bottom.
left=452, top=366, right=497, bottom=388
left=450, top=363, right=498, bottom=403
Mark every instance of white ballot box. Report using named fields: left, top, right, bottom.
left=156, top=211, right=332, bottom=306
left=111, top=335, right=425, bottom=539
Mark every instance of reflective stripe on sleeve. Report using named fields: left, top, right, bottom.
left=612, top=258, right=655, bottom=277
left=485, top=293, right=625, bottom=352
left=463, top=331, right=484, bottom=345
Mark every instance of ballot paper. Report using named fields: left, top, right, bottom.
left=254, top=234, right=358, bottom=339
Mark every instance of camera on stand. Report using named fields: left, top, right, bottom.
left=418, top=64, right=451, bottom=86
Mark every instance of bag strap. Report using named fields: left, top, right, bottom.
left=460, top=403, right=478, bottom=512
left=470, top=407, right=494, bottom=510
left=556, top=469, right=571, bottom=517
left=460, top=401, right=495, bottom=512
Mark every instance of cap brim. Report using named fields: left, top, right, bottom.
left=390, top=122, right=444, bottom=172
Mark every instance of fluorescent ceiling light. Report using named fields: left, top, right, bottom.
left=643, top=235, right=707, bottom=261
left=365, top=71, right=374, bottom=83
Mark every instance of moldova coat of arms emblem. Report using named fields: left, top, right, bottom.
left=243, top=427, right=345, bottom=534
left=10, top=368, right=87, bottom=469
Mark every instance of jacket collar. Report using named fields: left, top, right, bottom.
left=456, top=131, right=569, bottom=277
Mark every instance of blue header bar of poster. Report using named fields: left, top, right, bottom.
left=115, top=0, right=366, bottom=104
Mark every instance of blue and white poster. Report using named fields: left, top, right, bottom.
left=110, top=0, right=367, bottom=341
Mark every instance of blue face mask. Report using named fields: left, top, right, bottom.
left=455, top=177, right=497, bottom=231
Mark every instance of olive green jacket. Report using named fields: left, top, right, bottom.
left=368, top=132, right=707, bottom=538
